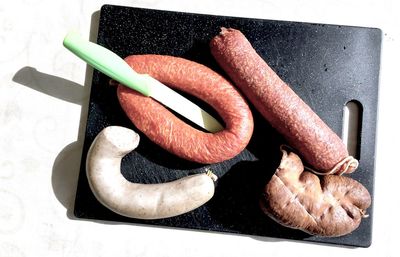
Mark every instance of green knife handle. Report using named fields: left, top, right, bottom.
left=63, top=31, right=151, bottom=96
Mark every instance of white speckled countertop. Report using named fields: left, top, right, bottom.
left=0, top=0, right=399, bottom=256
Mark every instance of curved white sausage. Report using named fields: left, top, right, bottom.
left=86, top=126, right=217, bottom=219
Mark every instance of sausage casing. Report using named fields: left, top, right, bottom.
left=210, top=28, right=357, bottom=174
left=117, top=54, right=254, bottom=164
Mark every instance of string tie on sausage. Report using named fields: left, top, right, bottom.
left=279, top=145, right=358, bottom=176
left=205, top=168, right=218, bottom=181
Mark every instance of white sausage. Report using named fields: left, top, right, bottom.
left=86, top=126, right=217, bottom=219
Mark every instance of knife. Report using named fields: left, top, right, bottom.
left=63, top=31, right=223, bottom=132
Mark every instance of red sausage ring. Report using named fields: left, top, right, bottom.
left=117, top=54, right=254, bottom=164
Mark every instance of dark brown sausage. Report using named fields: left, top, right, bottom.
left=117, top=54, right=254, bottom=164
left=210, top=28, right=357, bottom=174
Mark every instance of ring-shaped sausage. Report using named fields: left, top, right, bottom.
left=117, top=54, right=254, bottom=164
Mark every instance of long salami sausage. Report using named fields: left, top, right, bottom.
left=210, top=28, right=357, bottom=175
left=117, top=54, right=254, bottom=164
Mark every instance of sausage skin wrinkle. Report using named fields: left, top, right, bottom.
left=210, top=28, right=357, bottom=175
left=117, top=55, right=254, bottom=164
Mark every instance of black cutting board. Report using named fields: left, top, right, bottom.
left=74, top=4, right=381, bottom=247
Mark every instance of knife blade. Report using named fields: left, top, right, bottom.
left=63, top=31, right=223, bottom=132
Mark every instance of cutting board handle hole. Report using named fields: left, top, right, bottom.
left=342, top=100, right=363, bottom=160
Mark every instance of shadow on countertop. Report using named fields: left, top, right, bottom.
left=12, top=10, right=101, bottom=219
